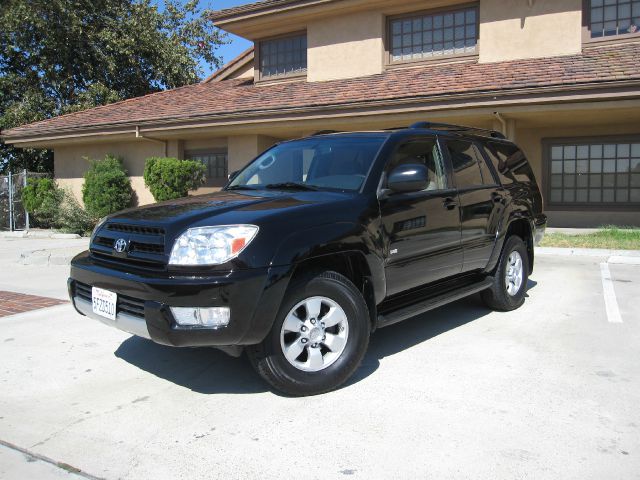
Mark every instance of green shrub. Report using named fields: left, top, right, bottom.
left=143, top=157, right=206, bottom=202
left=82, top=155, right=132, bottom=218
left=21, top=177, right=63, bottom=228
left=56, top=189, right=96, bottom=235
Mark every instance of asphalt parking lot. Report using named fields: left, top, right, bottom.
left=0, top=238, right=639, bottom=480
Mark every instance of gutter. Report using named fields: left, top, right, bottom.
left=493, top=112, right=508, bottom=136
left=135, top=125, right=167, bottom=156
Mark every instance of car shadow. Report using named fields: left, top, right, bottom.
left=346, top=293, right=494, bottom=386
left=115, top=282, right=537, bottom=395
left=114, top=337, right=268, bottom=395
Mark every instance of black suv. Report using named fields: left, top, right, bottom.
left=69, top=122, right=546, bottom=396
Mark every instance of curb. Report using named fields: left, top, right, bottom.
left=0, top=230, right=81, bottom=239
left=19, top=247, right=86, bottom=266
left=536, top=247, right=640, bottom=259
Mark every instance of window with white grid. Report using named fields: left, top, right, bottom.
left=259, top=34, right=307, bottom=79
left=389, top=6, right=478, bottom=63
left=547, top=140, right=640, bottom=206
left=589, top=0, right=640, bottom=38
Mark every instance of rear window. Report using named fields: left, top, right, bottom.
left=482, top=142, right=537, bottom=185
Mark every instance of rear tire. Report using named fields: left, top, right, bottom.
left=247, top=271, right=370, bottom=396
left=481, top=235, right=529, bottom=311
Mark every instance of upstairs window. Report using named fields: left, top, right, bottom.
left=588, top=0, right=640, bottom=38
left=389, top=6, right=478, bottom=63
left=258, top=33, right=307, bottom=79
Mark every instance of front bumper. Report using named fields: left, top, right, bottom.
left=68, top=251, right=290, bottom=347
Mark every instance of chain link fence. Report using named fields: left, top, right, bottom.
left=0, top=170, right=51, bottom=231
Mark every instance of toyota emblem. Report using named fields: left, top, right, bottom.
left=114, top=238, right=128, bottom=253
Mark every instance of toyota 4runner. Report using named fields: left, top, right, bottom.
left=69, top=122, right=546, bottom=396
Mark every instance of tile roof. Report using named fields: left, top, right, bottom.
left=4, top=43, right=640, bottom=141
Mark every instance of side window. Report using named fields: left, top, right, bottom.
left=387, top=138, right=448, bottom=191
left=475, top=144, right=497, bottom=185
left=446, top=139, right=489, bottom=188
left=483, top=142, right=537, bottom=185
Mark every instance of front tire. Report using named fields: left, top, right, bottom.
left=481, top=235, right=529, bottom=311
left=247, top=271, right=370, bottom=396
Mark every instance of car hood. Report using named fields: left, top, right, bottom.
left=107, top=189, right=361, bottom=231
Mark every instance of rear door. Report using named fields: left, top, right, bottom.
left=380, top=136, right=463, bottom=296
left=443, top=138, right=504, bottom=273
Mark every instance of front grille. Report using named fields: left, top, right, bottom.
left=74, top=281, right=145, bottom=319
left=106, top=224, right=165, bottom=236
left=75, top=281, right=92, bottom=302
left=90, top=222, right=167, bottom=270
left=129, top=241, right=164, bottom=254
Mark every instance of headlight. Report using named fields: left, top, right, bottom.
left=169, top=225, right=259, bottom=266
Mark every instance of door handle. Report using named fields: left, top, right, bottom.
left=443, top=198, right=458, bottom=210
left=491, top=192, right=504, bottom=203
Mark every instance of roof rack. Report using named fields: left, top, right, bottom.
left=408, top=122, right=507, bottom=140
left=312, top=130, right=342, bottom=136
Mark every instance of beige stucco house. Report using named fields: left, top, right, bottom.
left=2, top=0, right=640, bottom=226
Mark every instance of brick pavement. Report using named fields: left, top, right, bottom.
left=0, top=291, right=67, bottom=317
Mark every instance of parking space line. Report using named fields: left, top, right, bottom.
left=600, top=263, right=623, bottom=324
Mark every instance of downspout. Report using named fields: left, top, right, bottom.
left=135, top=125, right=168, bottom=156
left=493, top=112, right=508, bottom=138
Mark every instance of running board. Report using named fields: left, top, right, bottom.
left=377, top=277, right=494, bottom=328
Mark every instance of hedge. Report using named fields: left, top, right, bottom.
left=143, top=157, right=206, bottom=202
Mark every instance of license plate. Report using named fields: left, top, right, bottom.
left=92, top=287, right=117, bottom=320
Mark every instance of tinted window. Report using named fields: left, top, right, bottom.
left=389, top=6, right=478, bottom=62
left=547, top=140, right=639, bottom=206
left=387, top=138, right=448, bottom=191
left=259, top=34, right=307, bottom=78
left=483, top=142, right=537, bottom=185
left=446, top=139, right=489, bottom=188
left=228, top=136, right=385, bottom=192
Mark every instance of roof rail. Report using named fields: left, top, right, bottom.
left=312, top=130, right=342, bottom=136
left=408, top=122, right=507, bottom=140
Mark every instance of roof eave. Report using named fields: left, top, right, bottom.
left=5, top=80, right=640, bottom=147
left=209, top=0, right=334, bottom=23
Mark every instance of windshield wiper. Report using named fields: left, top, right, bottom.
left=264, top=182, right=320, bottom=191
left=225, top=185, right=258, bottom=191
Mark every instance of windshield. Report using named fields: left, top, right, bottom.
left=227, top=136, right=386, bottom=192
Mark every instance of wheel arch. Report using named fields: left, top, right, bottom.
left=485, top=213, right=535, bottom=275
left=288, top=251, right=379, bottom=333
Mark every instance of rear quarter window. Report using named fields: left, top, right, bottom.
left=482, top=141, right=538, bottom=186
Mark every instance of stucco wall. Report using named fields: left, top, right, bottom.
left=300, top=0, right=584, bottom=81
left=479, top=0, right=582, bottom=63
left=307, top=10, right=385, bottom=82
left=228, top=61, right=255, bottom=80
left=54, top=137, right=231, bottom=206
left=228, top=135, right=279, bottom=173
left=55, top=141, right=163, bottom=206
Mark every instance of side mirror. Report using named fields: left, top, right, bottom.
left=387, top=164, right=428, bottom=193
left=228, top=170, right=240, bottom=181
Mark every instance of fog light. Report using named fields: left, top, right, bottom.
left=170, top=307, right=230, bottom=328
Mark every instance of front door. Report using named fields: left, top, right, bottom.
left=380, top=136, right=463, bottom=296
